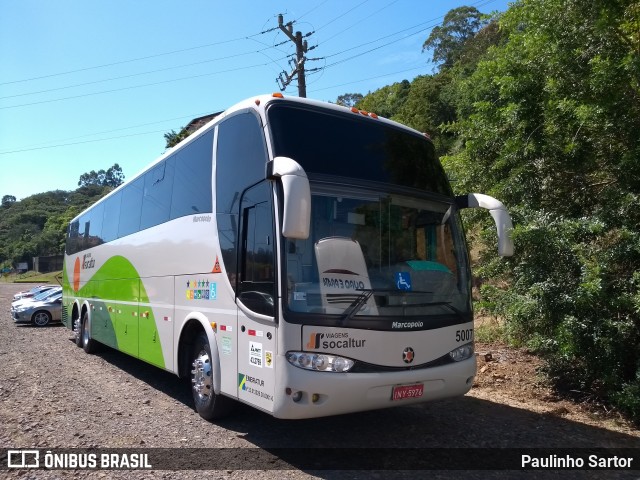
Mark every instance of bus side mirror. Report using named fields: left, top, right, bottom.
left=267, top=156, right=311, bottom=239
left=456, top=193, right=514, bottom=257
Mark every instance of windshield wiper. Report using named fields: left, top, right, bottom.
left=341, top=289, right=374, bottom=322
left=340, top=289, right=435, bottom=322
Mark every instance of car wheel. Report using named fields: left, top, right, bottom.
left=32, top=311, right=52, bottom=327
left=190, top=332, right=234, bottom=420
left=81, top=311, right=98, bottom=354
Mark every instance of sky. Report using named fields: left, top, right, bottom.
left=0, top=0, right=511, bottom=201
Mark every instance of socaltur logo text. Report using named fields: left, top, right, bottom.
left=306, top=332, right=366, bottom=350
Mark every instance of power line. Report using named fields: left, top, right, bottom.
left=320, top=0, right=402, bottom=44
left=0, top=26, right=282, bottom=87
left=310, top=65, right=427, bottom=93
left=315, top=0, right=370, bottom=32
left=1, top=0, right=500, bottom=109
left=0, top=48, right=273, bottom=101
left=1, top=110, right=216, bottom=152
left=0, top=58, right=287, bottom=110
left=315, top=0, right=500, bottom=69
left=0, top=65, right=429, bottom=156
left=0, top=129, right=170, bottom=155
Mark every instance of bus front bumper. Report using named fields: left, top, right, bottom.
left=272, top=356, right=476, bottom=419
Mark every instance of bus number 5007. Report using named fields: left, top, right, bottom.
left=455, top=329, right=473, bottom=342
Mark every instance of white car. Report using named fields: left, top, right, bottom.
left=12, top=286, right=62, bottom=310
left=12, top=292, right=62, bottom=327
left=12, top=285, right=55, bottom=301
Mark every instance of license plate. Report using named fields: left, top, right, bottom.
left=391, top=383, right=424, bottom=401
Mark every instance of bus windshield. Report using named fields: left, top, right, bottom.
left=268, top=102, right=470, bottom=321
left=285, top=186, right=471, bottom=319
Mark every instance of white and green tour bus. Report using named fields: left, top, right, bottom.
left=62, top=94, right=513, bottom=420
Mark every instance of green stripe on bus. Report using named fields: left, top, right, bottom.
left=70, top=255, right=165, bottom=368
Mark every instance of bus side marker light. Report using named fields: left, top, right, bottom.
left=210, top=322, right=217, bottom=329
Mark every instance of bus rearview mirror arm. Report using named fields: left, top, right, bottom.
left=455, top=193, right=514, bottom=257
left=267, top=156, right=311, bottom=239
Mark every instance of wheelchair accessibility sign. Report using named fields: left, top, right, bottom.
left=395, top=272, right=412, bottom=291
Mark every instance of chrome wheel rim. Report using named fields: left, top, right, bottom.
left=34, top=312, right=49, bottom=326
left=82, top=321, right=90, bottom=345
left=191, top=350, right=212, bottom=400
left=73, top=318, right=81, bottom=340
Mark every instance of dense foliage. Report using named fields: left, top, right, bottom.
left=355, top=0, right=639, bottom=422
left=0, top=166, right=123, bottom=270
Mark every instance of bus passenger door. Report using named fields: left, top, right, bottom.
left=236, top=182, right=277, bottom=412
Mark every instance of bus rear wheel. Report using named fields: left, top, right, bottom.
left=80, top=311, right=98, bottom=354
left=190, top=332, right=233, bottom=420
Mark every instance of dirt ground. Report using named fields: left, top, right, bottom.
left=470, top=341, right=638, bottom=436
left=0, top=283, right=638, bottom=480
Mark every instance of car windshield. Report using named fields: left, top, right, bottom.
left=33, top=288, right=60, bottom=301
left=285, top=185, right=471, bottom=318
left=46, top=293, right=62, bottom=303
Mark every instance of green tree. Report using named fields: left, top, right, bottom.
left=393, top=73, right=456, bottom=156
left=422, top=6, right=487, bottom=70
left=336, top=93, right=364, bottom=107
left=2, top=195, right=16, bottom=207
left=78, top=163, right=125, bottom=188
left=164, top=127, right=189, bottom=149
left=357, top=80, right=411, bottom=119
left=446, top=0, right=640, bottom=422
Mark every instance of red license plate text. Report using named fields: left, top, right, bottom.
left=391, top=383, right=424, bottom=401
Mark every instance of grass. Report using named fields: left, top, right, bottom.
left=1, top=270, right=63, bottom=285
left=474, top=315, right=507, bottom=343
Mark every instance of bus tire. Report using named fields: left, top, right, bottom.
left=190, top=332, right=234, bottom=420
left=80, top=311, right=98, bottom=354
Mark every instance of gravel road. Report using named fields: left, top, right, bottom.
left=0, top=283, right=638, bottom=480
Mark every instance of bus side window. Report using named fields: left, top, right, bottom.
left=140, top=160, right=174, bottom=230
left=216, top=111, right=269, bottom=293
left=118, top=177, right=144, bottom=238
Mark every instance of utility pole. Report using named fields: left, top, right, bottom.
left=276, top=14, right=309, bottom=98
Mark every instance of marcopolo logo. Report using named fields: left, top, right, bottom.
left=391, top=321, right=424, bottom=330
left=306, top=332, right=366, bottom=350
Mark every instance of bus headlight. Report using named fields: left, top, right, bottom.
left=449, top=343, right=474, bottom=362
left=286, top=352, right=354, bottom=372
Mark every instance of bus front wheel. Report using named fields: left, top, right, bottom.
left=190, top=332, right=234, bottom=420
